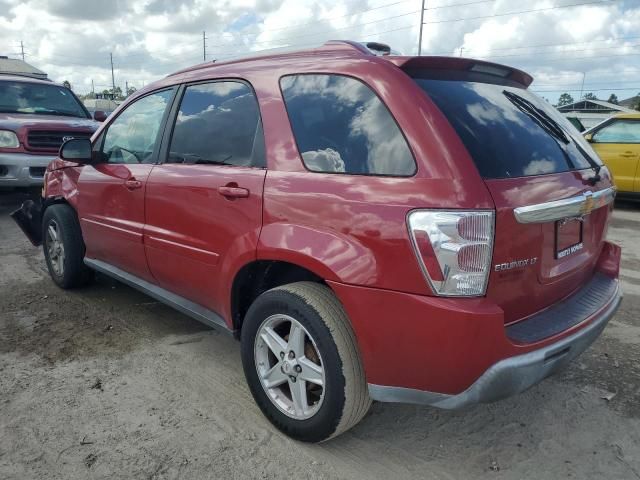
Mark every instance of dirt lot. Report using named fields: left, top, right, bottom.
left=1, top=190, right=639, bottom=480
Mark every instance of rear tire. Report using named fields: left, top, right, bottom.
left=42, top=204, right=93, bottom=289
left=241, top=281, right=371, bottom=442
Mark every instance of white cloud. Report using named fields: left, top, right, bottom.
left=0, top=0, right=637, bottom=103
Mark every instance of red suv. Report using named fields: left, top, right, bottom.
left=12, top=41, right=622, bottom=442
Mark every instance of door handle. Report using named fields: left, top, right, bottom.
left=620, top=152, right=637, bottom=158
left=125, top=179, right=143, bottom=190
left=218, top=185, right=250, bottom=199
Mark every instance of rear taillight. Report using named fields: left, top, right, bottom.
left=407, top=210, right=495, bottom=297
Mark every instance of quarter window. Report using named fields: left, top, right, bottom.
left=167, top=81, right=265, bottom=167
left=280, top=74, right=416, bottom=176
left=593, top=120, right=640, bottom=144
left=101, top=89, right=173, bottom=164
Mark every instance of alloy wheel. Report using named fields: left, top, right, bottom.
left=46, top=220, right=65, bottom=276
left=254, top=314, right=326, bottom=420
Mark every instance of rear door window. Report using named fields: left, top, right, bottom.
left=412, top=76, right=600, bottom=179
left=280, top=74, right=416, bottom=176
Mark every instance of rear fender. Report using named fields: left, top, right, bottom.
left=257, top=223, right=377, bottom=284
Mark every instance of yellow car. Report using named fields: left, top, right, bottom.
left=585, top=113, right=640, bottom=196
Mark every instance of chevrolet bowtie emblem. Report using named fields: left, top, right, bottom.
left=580, top=191, right=594, bottom=215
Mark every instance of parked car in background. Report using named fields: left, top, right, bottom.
left=0, top=74, right=98, bottom=188
left=12, top=41, right=621, bottom=442
left=83, top=98, right=118, bottom=122
left=585, top=113, right=640, bottom=197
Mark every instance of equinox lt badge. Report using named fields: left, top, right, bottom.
left=494, top=257, right=538, bottom=272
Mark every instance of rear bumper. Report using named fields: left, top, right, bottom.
left=368, top=279, right=621, bottom=408
left=0, top=152, right=54, bottom=187
left=329, top=242, right=622, bottom=408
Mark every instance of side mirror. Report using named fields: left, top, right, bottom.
left=93, top=110, right=108, bottom=122
left=60, top=138, right=93, bottom=164
left=584, top=133, right=594, bottom=143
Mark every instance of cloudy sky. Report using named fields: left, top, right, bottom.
left=1, top=0, right=639, bottom=104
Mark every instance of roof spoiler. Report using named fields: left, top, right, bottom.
left=384, top=56, right=534, bottom=88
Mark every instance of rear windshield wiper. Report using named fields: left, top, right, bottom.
left=503, top=91, right=569, bottom=144
left=503, top=90, right=602, bottom=184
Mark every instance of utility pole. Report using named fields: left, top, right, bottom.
left=418, top=0, right=425, bottom=55
left=125, top=80, right=129, bottom=97
left=459, top=46, right=464, bottom=57
left=20, top=41, right=25, bottom=61
left=579, top=72, right=586, bottom=100
left=110, top=53, right=116, bottom=97
left=203, top=31, right=207, bottom=61
left=91, top=79, right=95, bottom=94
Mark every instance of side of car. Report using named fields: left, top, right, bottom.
left=585, top=113, right=640, bottom=195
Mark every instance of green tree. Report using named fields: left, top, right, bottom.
left=634, top=93, right=640, bottom=111
left=557, top=92, right=574, bottom=107
left=607, top=93, right=618, bottom=104
left=62, top=80, right=71, bottom=90
left=126, top=85, right=137, bottom=97
left=583, top=92, right=598, bottom=100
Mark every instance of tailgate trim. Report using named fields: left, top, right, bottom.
left=513, top=187, right=615, bottom=224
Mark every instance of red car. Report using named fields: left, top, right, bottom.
left=0, top=74, right=99, bottom=188
left=12, top=41, right=622, bottom=442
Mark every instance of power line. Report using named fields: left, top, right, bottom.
left=534, top=79, right=640, bottom=87
left=475, top=43, right=640, bottom=61
left=424, top=35, right=640, bottom=56
left=532, top=86, right=640, bottom=92
left=204, top=10, right=422, bottom=50
left=422, top=0, right=619, bottom=25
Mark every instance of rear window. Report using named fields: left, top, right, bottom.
left=280, top=74, right=416, bottom=176
left=412, top=76, right=600, bottom=179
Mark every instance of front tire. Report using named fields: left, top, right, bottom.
left=241, top=282, right=371, bottom=442
left=42, top=204, right=93, bottom=289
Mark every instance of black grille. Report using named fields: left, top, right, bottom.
left=29, top=167, right=46, bottom=178
left=27, top=131, right=92, bottom=151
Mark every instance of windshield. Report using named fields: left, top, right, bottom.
left=412, top=76, right=601, bottom=179
left=0, top=81, right=90, bottom=118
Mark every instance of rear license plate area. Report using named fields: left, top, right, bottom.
left=555, top=219, right=583, bottom=259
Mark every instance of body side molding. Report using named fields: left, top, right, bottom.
left=84, top=258, right=233, bottom=334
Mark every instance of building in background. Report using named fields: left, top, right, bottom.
left=0, top=56, right=48, bottom=80
left=557, top=99, right=635, bottom=130
left=83, top=98, right=118, bottom=118
left=619, top=95, right=640, bottom=110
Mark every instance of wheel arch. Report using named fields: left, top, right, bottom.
left=231, top=260, right=331, bottom=335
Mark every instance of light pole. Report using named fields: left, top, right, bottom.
left=418, top=0, right=425, bottom=55
left=579, top=72, right=586, bottom=100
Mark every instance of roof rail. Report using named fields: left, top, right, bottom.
left=167, top=39, right=397, bottom=78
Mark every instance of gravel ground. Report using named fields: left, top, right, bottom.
left=1, top=190, right=639, bottom=480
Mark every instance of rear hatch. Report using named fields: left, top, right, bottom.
left=410, top=69, right=614, bottom=323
